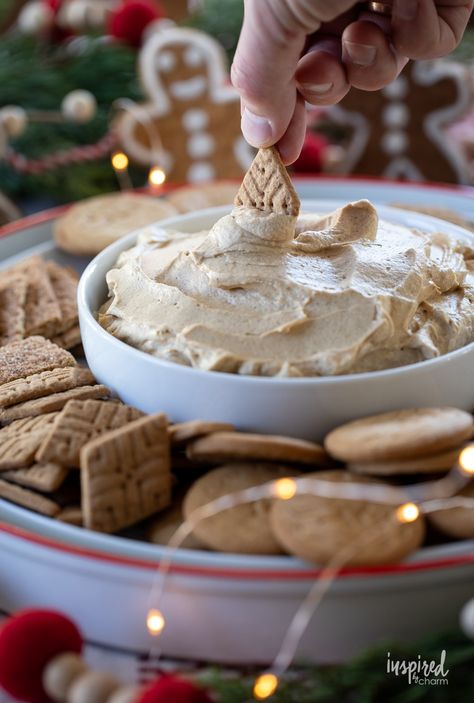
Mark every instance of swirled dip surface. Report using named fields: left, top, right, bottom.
left=100, top=201, right=474, bottom=376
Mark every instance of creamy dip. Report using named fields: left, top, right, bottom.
left=99, top=200, right=474, bottom=376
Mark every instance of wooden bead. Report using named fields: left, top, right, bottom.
left=67, top=671, right=119, bottom=703
left=106, top=685, right=142, bottom=703
left=43, top=653, right=88, bottom=702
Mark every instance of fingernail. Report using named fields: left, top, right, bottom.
left=299, top=82, right=334, bottom=96
left=342, top=41, right=377, bottom=67
left=241, top=107, right=273, bottom=147
left=394, top=0, right=418, bottom=21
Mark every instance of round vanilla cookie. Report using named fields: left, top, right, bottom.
left=183, top=464, right=300, bottom=554
left=148, top=502, right=206, bottom=550
left=54, top=192, right=178, bottom=255
left=348, top=446, right=464, bottom=476
left=428, top=481, right=474, bottom=539
left=165, top=183, right=238, bottom=213
left=270, top=470, right=426, bottom=566
left=186, top=431, right=326, bottom=465
left=325, top=408, right=474, bottom=463
left=169, top=419, right=235, bottom=447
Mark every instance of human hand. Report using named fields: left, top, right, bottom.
left=231, top=0, right=474, bottom=163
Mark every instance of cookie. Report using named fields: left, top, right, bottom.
left=270, top=470, right=425, bottom=566
left=428, top=481, right=474, bottom=539
left=56, top=506, right=83, bottom=526
left=81, top=413, right=171, bottom=533
left=0, top=336, right=76, bottom=386
left=0, top=273, right=27, bottom=346
left=348, top=447, right=464, bottom=476
left=46, top=261, right=78, bottom=334
left=148, top=502, right=206, bottom=550
left=0, top=367, right=95, bottom=409
left=235, top=147, right=300, bottom=216
left=0, top=413, right=59, bottom=471
left=325, top=408, right=474, bottom=463
left=3, top=464, right=69, bottom=492
left=52, top=325, right=82, bottom=350
left=165, top=183, right=239, bottom=213
left=0, top=478, right=60, bottom=517
left=186, top=431, right=326, bottom=465
left=37, top=399, right=144, bottom=468
left=19, top=257, right=63, bottom=337
left=0, top=385, right=110, bottom=423
left=54, top=193, right=178, bottom=256
left=117, top=26, right=252, bottom=182
left=169, top=420, right=235, bottom=446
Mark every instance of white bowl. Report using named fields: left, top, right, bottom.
left=78, top=200, right=474, bottom=440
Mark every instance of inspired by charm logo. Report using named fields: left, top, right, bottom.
left=386, top=650, right=449, bottom=686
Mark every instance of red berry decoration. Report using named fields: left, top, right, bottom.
left=0, top=609, right=83, bottom=703
left=138, top=675, right=214, bottom=703
left=108, top=0, right=165, bottom=47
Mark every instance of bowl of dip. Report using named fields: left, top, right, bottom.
left=78, top=200, right=474, bottom=440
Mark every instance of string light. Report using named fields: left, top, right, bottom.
left=273, top=478, right=298, bottom=501
left=148, top=166, right=166, bottom=187
left=111, top=151, right=129, bottom=171
left=459, top=444, right=474, bottom=476
left=147, top=609, right=165, bottom=636
left=395, top=502, right=420, bottom=523
left=253, top=673, right=279, bottom=700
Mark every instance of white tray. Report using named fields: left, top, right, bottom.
left=0, top=178, right=473, bottom=665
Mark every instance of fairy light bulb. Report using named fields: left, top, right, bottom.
left=253, top=673, right=279, bottom=700
left=396, top=502, right=420, bottom=523
left=273, top=478, right=297, bottom=501
left=111, top=152, right=129, bottom=171
left=147, top=609, right=165, bottom=636
left=459, top=445, right=474, bottom=476
left=148, top=166, right=166, bottom=187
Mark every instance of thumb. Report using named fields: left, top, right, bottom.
left=231, top=0, right=357, bottom=147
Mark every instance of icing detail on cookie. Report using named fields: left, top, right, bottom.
left=182, top=108, right=208, bottom=131
left=382, top=103, right=409, bottom=128
left=188, top=133, right=215, bottom=159
left=187, top=161, right=215, bottom=182
left=381, top=130, right=408, bottom=155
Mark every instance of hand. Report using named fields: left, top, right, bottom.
left=231, top=0, right=474, bottom=163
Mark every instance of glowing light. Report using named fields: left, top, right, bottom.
left=396, top=502, right=420, bottom=524
left=111, top=152, right=129, bottom=171
left=459, top=445, right=474, bottom=476
left=253, top=673, right=278, bottom=700
left=148, top=166, right=166, bottom=186
left=273, top=478, right=297, bottom=501
left=147, top=608, right=165, bottom=636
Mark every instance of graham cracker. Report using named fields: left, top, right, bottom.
left=0, top=336, right=76, bottom=386
left=0, top=367, right=95, bottom=409
left=0, top=413, right=59, bottom=470
left=18, top=257, right=62, bottom=337
left=81, top=413, right=171, bottom=533
left=3, top=463, right=69, bottom=492
left=46, top=261, right=78, bottom=334
left=234, top=147, right=300, bottom=216
left=0, top=385, right=110, bottom=423
left=37, top=399, right=144, bottom=468
left=0, top=478, right=60, bottom=517
left=0, top=273, right=28, bottom=346
left=52, top=325, right=82, bottom=350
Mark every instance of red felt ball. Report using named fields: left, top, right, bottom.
left=137, top=675, right=214, bottom=703
left=293, top=131, right=328, bottom=173
left=108, top=0, right=165, bottom=47
left=0, top=609, right=83, bottom=703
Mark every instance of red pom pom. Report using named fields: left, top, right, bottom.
left=108, top=0, right=165, bottom=47
left=138, top=675, right=214, bottom=703
left=0, top=609, right=83, bottom=703
left=293, top=131, right=328, bottom=173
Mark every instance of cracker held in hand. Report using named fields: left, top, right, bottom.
left=0, top=336, right=76, bottom=386
left=234, top=146, right=300, bottom=216
left=81, top=413, right=171, bottom=533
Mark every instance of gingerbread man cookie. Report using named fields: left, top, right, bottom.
left=330, top=60, right=472, bottom=184
left=117, top=26, right=253, bottom=183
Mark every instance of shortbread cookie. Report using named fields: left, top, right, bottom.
left=54, top=193, right=178, bottom=256
left=0, top=385, right=110, bottom=423
left=3, top=464, right=69, bottom=492
left=325, top=408, right=474, bottom=463
left=81, top=413, right=171, bottom=533
left=0, top=478, right=60, bottom=517
left=52, top=325, right=82, bottom=350
left=0, top=273, right=27, bottom=346
left=19, top=257, right=62, bottom=337
left=0, top=367, right=95, bottom=409
left=148, top=503, right=206, bottom=550
left=169, top=420, right=235, bottom=447
left=234, top=147, right=300, bottom=216
left=0, top=336, right=76, bottom=386
left=183, top=464, right=299, bottom=554
left=37, top=399, right=144, bottom=468
left=428, top=481, right=474, bottom=539
left=348, top=447, right=464, bottom=476
left=187, top=431, right=326, bottom=465
left=270, top=471, right=425, bottom=566
left=0, top=413, right=59, bottom=470
left=166, top=183, right=239, bottom=213
left=56, top=506, right=83, bottom=526
left=46, top=261, right=78, bottom=334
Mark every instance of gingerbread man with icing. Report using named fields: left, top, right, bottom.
left=117, top=26, right=253, bottom=183
left=330, top=60, right=472, bottom=184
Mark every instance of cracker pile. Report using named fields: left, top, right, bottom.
left=0, top=256, right=80, bottom=350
